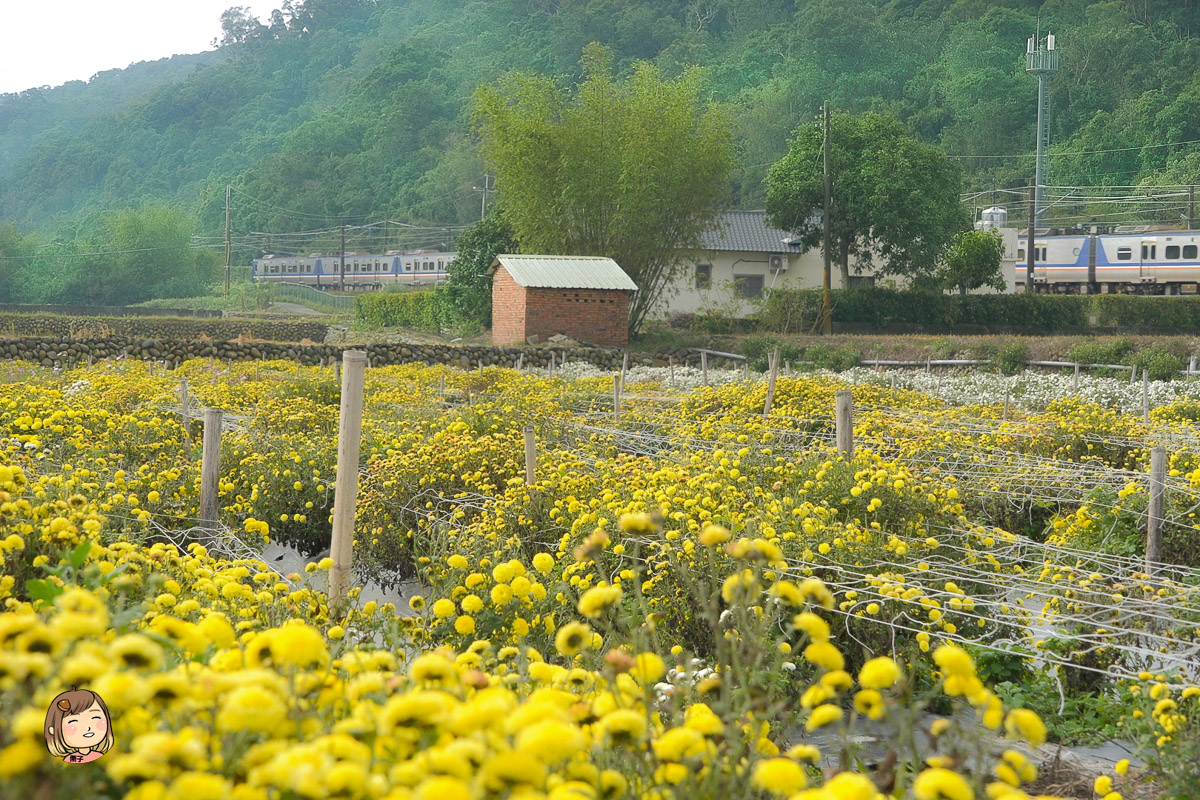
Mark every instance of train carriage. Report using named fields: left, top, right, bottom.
left=1016, top=231, right=1200, bottom=294
left=252, top=250, right=456, bottom=290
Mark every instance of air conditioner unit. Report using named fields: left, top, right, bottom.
left=768, top=254, right=787, bottom=271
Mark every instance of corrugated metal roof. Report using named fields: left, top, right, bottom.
left=488, top=255, right=638, bottom=291
left=697, top=210, right=809, bottom=254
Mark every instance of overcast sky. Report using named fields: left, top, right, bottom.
left=1, top=1, right=280, bottom=95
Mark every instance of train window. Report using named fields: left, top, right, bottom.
left=1117, top=247, right=1132, bottom=261
left=404, top=261, right=412, bottom=272
left=1142, top=245, right=1156, bottom=260
left=1186, top=245, right=1199, bottom=259
left=1073, top=247, right=1081, bottom=256
left=1167, top=245, right=1181, bottom=259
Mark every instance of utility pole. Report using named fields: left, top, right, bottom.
left=822, top=102, right=833, bottom=336
left=1026, top=185, right=1036, bottom=293
left=224, top=185, right=232, bottom=299
left=473, top=174, right=492, bottom=221
left=1026, top=31, right=1059, bottom=227
left=339, top=223, right=346, bottom=292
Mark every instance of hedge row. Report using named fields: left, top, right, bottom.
left=0, top=313, right=327, bottom=343
left=755, top=289, right=1200, bottom=334
left=355, top=292, right=439, bottom=331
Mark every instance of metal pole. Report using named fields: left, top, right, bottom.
left=180, top=378, right=191, bottom=460
left=524, top=425, right=536, bottom=485
left=1143, top=369, right=1150, bottom=424
left=1026, top=185, right=1036, bottom=293
left=200, top=409, right=223, bottom=532
left=822, top=102, right=833, bottom=336
left=330, top=350, right=367, bottom=615
left=224, top=185, right=232, bottom=299
left=1146, top=446, right=1166, bottom=575
left=835, top=390, right=853, bottom=458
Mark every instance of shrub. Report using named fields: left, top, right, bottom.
left=1130, top=341, right=1186, bottom=381
left=994, top=340, right=1029, bottom=375
left=355, top=291, right=440, bottom=331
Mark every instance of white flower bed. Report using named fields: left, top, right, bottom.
left=546, top=359, right=1200, bottom=414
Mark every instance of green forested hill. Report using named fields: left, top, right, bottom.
left=3, top=0, right=1200, bottom=238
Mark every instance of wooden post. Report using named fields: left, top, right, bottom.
left=1190, top=354, right=1197, bottom=382
left=1130, top=365, right=1138, bottom=384
left=1143, top=369, right=1150, bottom=424
left=330, top=350, right=367, bottom=615
left=517, top=352, right=524, bottom=371
left=478, top=359, right=484, bottom=376
left=439, top=374, right=445, bottom=397
left=621, top=351, right=629, bottom=393
left=549, top=352, right=555, bottom=373
left=200, top=408, right=223, bottom=532
left=1003, top=389, right=1011, bottom=421
left=87, top=354, right=93, bottom=367
left=335, top=359, right=342, bottom=384
left=785, top=360, right=791, bottom=376
left=613, top=375, right=621, bottom=423
left=227, top=358, right=233, bottom=373
left=1073, top=363, right=1080, bottom=392
left=180, top=378, right=191, bottom=460
left=669, top=356, right=675, bottom=388
left=1146, top=445, right=1166, bottom=575
left=701, top=351, right=709, bottom=386
left=524, top=425, right=536, bottom=485
left=256, top=361, right=261, bottom=381
left=743, top=361, right=750, bottom=380
left=763, top=345, right=781, bottom=420
left=835, top=390, right=853, bottom=458
left=926, top=357, right=931, bottom=374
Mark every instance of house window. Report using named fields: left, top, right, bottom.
left=1117, top=247, right=1132, bottom=261
left=1017, top=249, right=1025, bottom=260
left=1167, top=245, right=1181, bottom=259
left=1186, top=244, right=1199, bottom=259
left=695, top=263, right=712, bottom=289
left=847, top=275, right=876, bottom=289
left=734, top=274, right=764, bottom=299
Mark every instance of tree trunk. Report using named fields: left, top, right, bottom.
left=839, top=242, right=850, bottom=288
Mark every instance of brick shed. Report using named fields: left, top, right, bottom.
left=488, top=255, right=638, bottom=348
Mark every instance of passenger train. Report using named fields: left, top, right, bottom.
left=1015, top=229, right=1200, bottom=293
left=252, top=250, right=456, bottom=290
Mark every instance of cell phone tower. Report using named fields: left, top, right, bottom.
left=1027, top=31, right=1059, bottom=228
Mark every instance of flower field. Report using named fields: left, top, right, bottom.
left=2, top=357, right=1200, bottom=799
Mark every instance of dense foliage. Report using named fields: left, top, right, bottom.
left=0, top=206, right=217, bottom=305
left=752, top=288, right=1200, bottom=335
left=475, top=44, right=735, bottom=333
left=435, top=215, right=517, bottom=333
left=4, top=0, right=1200, bottom=245
left=766, top=111, right=970, bottom=284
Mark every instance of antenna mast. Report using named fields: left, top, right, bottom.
left=1026, top=31, right=1060, bottom=229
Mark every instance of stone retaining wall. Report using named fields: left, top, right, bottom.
left=0, top=314, right=327, bottom=343
left=0, top=337, right=727, bottom=371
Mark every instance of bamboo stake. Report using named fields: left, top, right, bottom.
left=763, top=345, right=781, bottom=419
left=1146, top=446, right=1166, bottom=576
left=200, top=409, right=223, bottom=534
left=524, top=425, right=536, bottom=485
left=329, top=350, right=367, bottom=615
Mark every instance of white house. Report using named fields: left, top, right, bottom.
left=654, top=210, right=1020, bottom=319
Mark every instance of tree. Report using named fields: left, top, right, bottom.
left=938, top=229, right=1006, bottom=295
left=436, top=215, right=517, bottom=333
left=473, top=43, right=735, bottom=334
left=765, top=111, right=970, bottom=286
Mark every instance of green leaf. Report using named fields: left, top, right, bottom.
left=26, top=578, right=64, bottom=606
left=68, top=539, right=92, bottom=569
left=99, top=563, right=130, bottom=584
